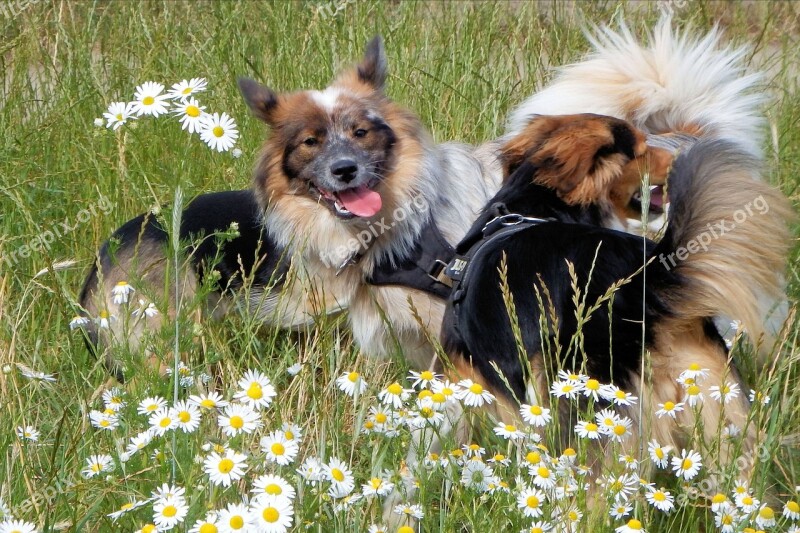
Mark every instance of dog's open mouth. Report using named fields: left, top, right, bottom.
left=630, top=185, right=665, bottom=217
left=310, top=180, right=382, bottom=219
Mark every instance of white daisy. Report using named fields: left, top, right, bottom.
left=188, top=514, right=220, bottom=533
left=610, top=503, right=633, bottom=519
left=173, top=97, right=207, bottom=134
left=531, top=464, right=556, bottom=490
left=281, top=422, right=302, bottom=441
left=249, top=495, right=293, bottom=532
left=755, top=505, right=777, bottom=528
left=378, top=382, right=411, bottom=408
left=607, top=416, right=633, bottom=442
left=615, top=518, right=646, bottom=533
left=678, top=363, right=710, bottom=382
left=734, top=492, right=759, bottom=513
left=218, top=403, right=261, bottom=437
left=69, top=316, right=90, bottom=330
left=89, top=409, right=119, bottom=431
left=107, top=499, right=148, bottom=520
left=166, top=77, right=207, bottom=100
left=393, top=503, right=424, bottom=520
left=582, top=378, right=603, bottom=400
left=252, top=474, right=296, bottom=500
left=574, top=420, right=601, bottom=440
left=550, top=379, right=583, bottom=400
left=408, top=369, right=441, bottom=389
left=149, top=406, right=178, bottom=436
left=188, top=391, right=228, bottom=410
left=199, top=112, right=239, bottom=152
left=234, top=369, right=276, bottom=410
left=456, top=379, right=495, bottom=407
left=671, top=449, right=702, bottom=480
left=217, top=502, right=252, bottom=532
left=126, top=430, right=153, bottom=457
left=111, top=281, right=134, bottom=304
left=647, top=440, right=671, bottom=469
left=361, top=474, right=395, bottom=498
left=431, top=379, right=462, bottom=399
left=408, top=404, right=445, bottom=428
left=713, top=502, right=740, bottom=533
left=325, top=457, right=355, bottom=498
left=336, top=371, right=367, bottom=397
left=494, top=422, right=525, bottom=440
left=683, top=384, right=704, bottom=407
left=131, top=299, right=159, bottom=319
left=138, top=396, right=167, bottom=415
left=461, top=461, right=497, bottom=492
left=286, top=362, right=302, bottom=376
left=646, top=488, right=675, bottom=512
left=102, top=388, right=126, bottom=411
left=172, top=400, right=201, bottom=433
left=709, top=381, right=740, bottom=404
left=131, top=81, right=170, bottom=117
left=0, top=520, right=38, bottom=533
left=16, top=425, right=40, bottom=441
left=82, top=454, right=114, bottom=478
left=103, top=101, right=136, bottom=130
left=519, top=403, right=552, bottom=427
left=655, top=400, right=684, bottom=419
left=749, top=389, right=770, bottom=405
left=784, top=500, right=800, bottom=520
left=297, top=456, right=325, bottom=483
left=204, top=449, right=248, bottom=487
left=261, top=430, right=299, bottom=466
left=517, top=486, right=546, bottom=517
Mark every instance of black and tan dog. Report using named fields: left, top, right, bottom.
left=441, top=114, right=793, bottom=465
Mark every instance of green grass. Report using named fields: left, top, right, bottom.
left=1, top=1, right=799, bottom=531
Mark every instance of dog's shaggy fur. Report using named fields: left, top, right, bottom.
left=441, top=114, right=794, bottom=473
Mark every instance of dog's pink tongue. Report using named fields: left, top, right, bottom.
left=650, top=186, right=664, bottom=209
left=337, top=186, right=382, bottom=217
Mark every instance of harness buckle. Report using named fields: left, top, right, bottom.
left=428, top=259, right=453, bottom=287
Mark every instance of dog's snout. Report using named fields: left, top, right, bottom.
left=330, top=158, right=358, bottom=182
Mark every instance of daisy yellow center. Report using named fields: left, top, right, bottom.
left=469, top=443, right=480, bottom=451
left=537, top=466, right=550, bottom=478
left=684, top=377, right=695, bottom=385
left=399, top=527, right=414, bottom=533
left=370, top=477, right=382, bottom=489
left=212, top=126, right=224, bottom=138
left=247, top=383, right=263, bottom=399
left=91, top=463, right=102, bottom=472
left=387, top=383, right=403, bottom=395
left=199, top=524, right=218, bottom=533
left=364, top=420, right=374, bottom=429
left=265, top=483, right=282, bottom=495
left=450, top=449, right=464, bottom=457
left=218, top=458, right=234, bottom=473
left=147, top=404, right=159, bottom=411
left=653, top=491, right=666, bottom=501
left=567, top=510, right=578, bottom=521
left=712, top=493, right=726, bottom=503
left=615, top=390, right=627, bottom=399
left=120, top=503, right=134, bottom=511
left=347, top=371, right=359, bottom=382
left=271, top=442, right=285, bottom=455
left=627, top=519, right=642, bottom=530
left=182, top=87, right=192, bottom=94
left=742, top=496, right=753, bottom=505
left=735, top=486, right=746, bottom=494
left=687, top=385, right=701, bottom=396
left=230, top=415, right=244, bottom=429
left=262, top=507, right=279, bottom=523
left=115, top=113, right=123, bottom=120
left=562, top=384, right=574, bottom=393
left=526, top=495, right=540, bottom=508
left=429, top=453, right=439, bottom=460
left=178, top=411, right=191, bottom=423
left=186, top=105, right=200, bottom=117
left=655, top=448, right=664, bottom=459
left=159, top=417, right=172, bottom=428
left=229, top=516, right=244, bottom=529
left=162, top=505, right=177, bottom=517
left=529, top=405, right=543, bottom=415
left=787, top=501, right=800, bottom=512
left=721, top=515, right=733, bottom=525
left=586, top=379, right=600, bottom=390
left=331, top=468, right=345, bottom=482
left=613, top=424, right=627, bottom=436
left=200, top=399, right=215, bottom=408
left=100, top=310, right=109, bottom=318
left=494, top=454, right=505, bottom=461
left=213, top=444, right=225, bottom=453
left=531, top=529, right=543, bottom=533
left=431, top=392, right=446, bottom=403
left=375, top=412, right=387, bottom=423
left=143, top=96, right=155, bottom=106
left=142, top=526, right=156, bottom=533
left=759, top=506, right=774, bottom=519
left=469, top=383, right=483, bottom=394
left=100, top=420, right=110, bottom=427
left=420, top=370, right=434, bottom=380
left=689, top=363, right=701, bottom=371
left=504, top=424, right=516, bottom=432
left=284, top=431, right=294, bottom=440
left=564, top=448, right=576, bottom=456
left=104, top=408, right=115, bottom=415
left=664, top=401, right=675, bottom=410
left=585, top=423, right=598, bottom=432
left=441, top=387, right=453, bottom=396
left=420, top=407, right=434, bottom=418
left=418, top=390, right=432, bottom=400
left=722, top=385, right=730, bottom=394
left=681, top=458, right=693, bottom=470
left=526, top=451, right=541, bottom=464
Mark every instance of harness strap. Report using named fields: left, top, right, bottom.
left=367, top=203, right=553, bottom=300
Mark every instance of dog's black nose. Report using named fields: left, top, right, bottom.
left=330, top=159, right=358, bottom=182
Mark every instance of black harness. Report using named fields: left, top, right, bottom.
left=368, top=204, right=553, bottom=301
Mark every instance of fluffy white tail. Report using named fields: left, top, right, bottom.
left=507, top=16, right=765, bottom=158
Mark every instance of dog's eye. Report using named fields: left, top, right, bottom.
left=303, top=137, right=318, bottom=146
left=354, top=128, right=368, bottom=138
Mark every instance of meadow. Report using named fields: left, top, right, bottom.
left=1, top=0, right=799, bottom=531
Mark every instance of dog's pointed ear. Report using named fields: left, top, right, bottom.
left=357, top=36, right=388, bottom=90
left=238, top=77, right=279, bottom=125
